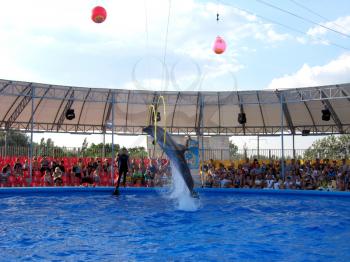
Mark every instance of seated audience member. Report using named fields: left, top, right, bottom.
left=103, top=159, right=110, bottom=173
left=40, top=156, right=50, bottom=174
left=294, top=174, right=302, bottom=190
left=23, top=159, right=29, bottom=171
left=132, top=167, right=144, bottom=184
left=81, top=170, right=93, bottom=184
left=284, top=176, right=294, bottom=189
left=220, top=174, right=232, bottom=188
left=273, top=179, right=282, bottom=190
left=304, top=174, right=316, bottom=190
left=345, top=171, right=350, bottom=191
left=43, top=170, right=53, bottom=186
left=144, top=169, right=155, bottom=187
left=265, top=173, right=275, bottom=189
left=72, top=161, right=82, bottom=178
left=53, top=167, right=63, bottom=186
left=13, top=158, right=23, bottom=177
left=161, top=172, right=170, bottom=186
left=317, top=173, right=328, bottom=190
left=233, top=171, right=242, bottom=188
left=92, top=170, right=101, bottom=184
left=244, top=173, right=253, bottom=188
left=336, top=172, right=346, bottom=191
left=327, top=166, right=336, bottom=181
left=204, top=173, right=214, bottom=188
left=50, top=160, right=59, bottom=173
left=58, top=160, right=65, bottom=173
left=254, top=173, right=264, bottom=189
left=32, top=157, right=39, bottom=171
left=95, top=159, right=103, bottom=174
left=0, top=164, right=12, bottom=184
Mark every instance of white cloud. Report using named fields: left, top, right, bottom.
left=266, top=53, right=350, bottom=89
left=0, top=0, right=292, bottom=90
left=307, top=16, right=350, bottom=37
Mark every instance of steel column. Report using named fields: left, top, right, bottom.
left=29, top=86, right=35, bottom=181
left=280, top=92, right=285, bottom=179
left=111, top=92, right=115, bottom=185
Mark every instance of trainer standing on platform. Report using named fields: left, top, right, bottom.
left=114, top=147, right=130, bottom=195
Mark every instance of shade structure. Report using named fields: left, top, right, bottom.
left=0, top=79, right=350, bottom=136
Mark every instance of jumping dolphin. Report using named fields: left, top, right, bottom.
left=143, top=125, right=198, bottom=198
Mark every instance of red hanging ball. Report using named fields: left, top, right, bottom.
left=92, top=6, right=107, bottom=23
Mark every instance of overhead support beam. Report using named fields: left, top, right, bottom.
left=76, top=88, right=92, bottom=130
left=5, top=86, right=33, bottom=130
left=256, top=91, right=267, bottom=134
left=0, top=81, right=12, bottom=93
left=237, top=92, right=246, bottom=135
left=101, top=90, right=112, bottom=131
left=296, top=90, right=318, bottom=133
left=55, top=90, right=75, bottom=132
left=25, top=86, right=52, bottom=130
left=51, top=87, right=73, bottom=131
left=196, top=92, right=203, bottom=135
left=217, top=92, right=221, bottom=132
left=276, top=91, right=295, bottom=134
left=1, top=83, right=32, bottom=129
left=319, top=89, right=344, bottom=133
left=340, top=87, right=350, bottom=104
left=170, top=92, right=180, bottom=133
left=125, top=90, right=131, bottom=128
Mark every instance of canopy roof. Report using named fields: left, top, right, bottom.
left=0, top=79, right=350, bottom=136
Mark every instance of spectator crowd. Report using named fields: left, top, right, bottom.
left=1, top=154, right=350, bottom=191
left=0, top=154, right=171, bottom=188
left=202, top=158, right=350, bottom=191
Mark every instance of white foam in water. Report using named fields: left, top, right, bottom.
left=167, top=162, right=200, bottom=211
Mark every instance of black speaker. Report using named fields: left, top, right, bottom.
left=302, top=129, right=310, bottom=136
left=238, top=113, right=246, bottom=124
left=322, top=108, right=331, bottom=121
left=65, top=108, right=75, bottom=120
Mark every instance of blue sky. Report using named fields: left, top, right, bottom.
left=0, top=0, right=349, bottom=148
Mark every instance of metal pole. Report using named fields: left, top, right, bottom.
left=280, top=91, right=285, bottom=179
left=29, top=86, right=35, bottom=182
left=200, top=94, right=205, bottom=187
left=4, top=131, right=7, bottom=157
left=111, top=92, right=115, bottom=186
left=292, top=134, right=295, bottom=159
left=257, top=135, right=260, bottom=159
left=102, top=132, right=106, bottom=158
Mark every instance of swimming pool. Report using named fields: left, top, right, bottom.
left=0, top=188, right=349, bottom=261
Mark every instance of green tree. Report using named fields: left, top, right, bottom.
left=304, top=135, right=350, bottom=160
left=81, top=137, right=89, bottom=156
left=0, top=130, right=30, bottom=147
left=128, top=146, right=148, bottom=158
left=229, top=141, right=239, bottom=158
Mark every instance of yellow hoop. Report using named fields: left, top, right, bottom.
left=146, top=96, right=167, bottom=147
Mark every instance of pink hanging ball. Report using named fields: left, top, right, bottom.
left=213, top=36, right=226, bottom=54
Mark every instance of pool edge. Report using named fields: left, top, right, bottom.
left=1, top=187, right=350, bottom=197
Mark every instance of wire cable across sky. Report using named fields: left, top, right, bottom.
left=218, top=0, right=350, bottom=51
left=255, top=0, right=350, bottom=38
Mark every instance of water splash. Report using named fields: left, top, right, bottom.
left=166, top=162, right=200, bottom=212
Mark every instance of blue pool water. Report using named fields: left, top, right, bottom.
left=0, top=188, right=350, bottom=261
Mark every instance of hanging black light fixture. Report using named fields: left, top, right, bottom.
left=238, top=113, right=246, bottom=125
left=321, top=108, right=331, bottom=121
left=65, top=108, right=75, bottom=120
